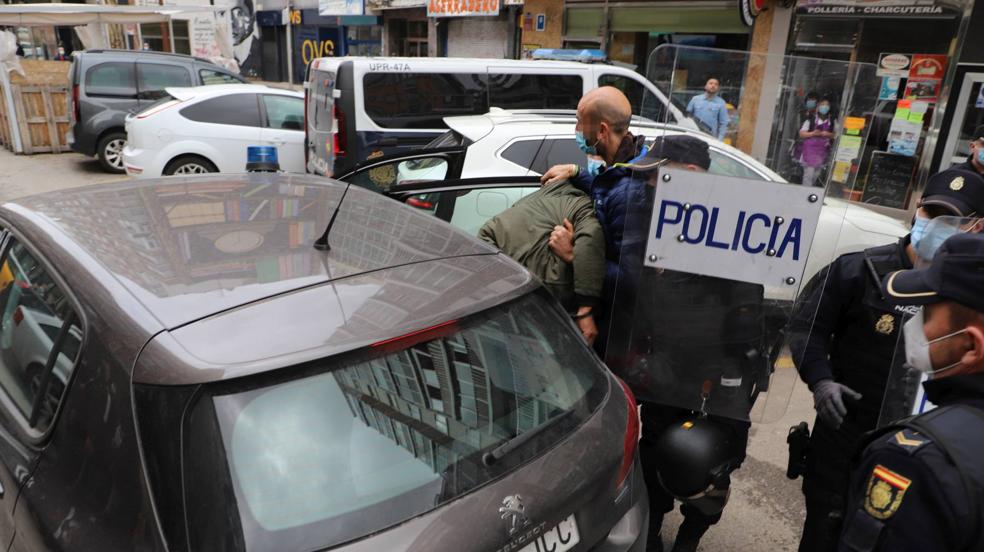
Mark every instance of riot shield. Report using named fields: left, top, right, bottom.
left=604, top=45, right=901, bottom=423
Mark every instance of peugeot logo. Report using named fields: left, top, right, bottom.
left=499, top=494, right=530, bottom=536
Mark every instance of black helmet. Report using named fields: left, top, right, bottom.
left=652, top=417, right=738, bottom=499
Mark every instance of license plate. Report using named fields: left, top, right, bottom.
left=518, top=514, right=580, bottom=552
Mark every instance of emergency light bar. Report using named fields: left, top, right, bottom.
left=531, top=49, right=607, bottom=63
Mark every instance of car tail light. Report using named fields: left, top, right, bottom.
left=72, top=84, right=80, bottom=123
left=303, top=89, right=310, bottom=167
left=136, top=100, right=180, bottom=119
left=406, top=197, right=434, bottom=209
left=12, top=307, right=23, bottom=327
left=615, top=376, right=640, bottom=490
left=333, top=104, right=347, bottom=157
left=371, top=319, right=458, bottom=354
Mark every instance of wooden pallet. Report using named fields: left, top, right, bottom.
left=1, top=85, right=71, bottom=154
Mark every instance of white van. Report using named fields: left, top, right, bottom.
left=304, top=56, right=693, bottom=176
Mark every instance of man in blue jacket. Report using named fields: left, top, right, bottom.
left=540, top=86, right=648, bottom=354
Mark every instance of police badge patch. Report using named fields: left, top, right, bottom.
left=864, top=464, right=911, bottom=520
left=875, top=314, right=895, bottom=335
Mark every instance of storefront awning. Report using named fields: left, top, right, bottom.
left=0, top=4, right=223, bottom=26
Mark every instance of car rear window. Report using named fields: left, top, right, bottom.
left=180, top=93, right=261, bottom=127
left=363, top=72, right=489, bottom=129
left=135, top=292, right=607, bottom=551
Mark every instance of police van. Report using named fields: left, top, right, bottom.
left=304, top=54, right=693, bottom=176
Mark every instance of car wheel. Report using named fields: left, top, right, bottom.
left=96, top=131, right=127, bottom=174
left=164, top=156, right=218, bottom=176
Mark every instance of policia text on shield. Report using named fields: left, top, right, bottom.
left=787, top=167, right=984, bottom=552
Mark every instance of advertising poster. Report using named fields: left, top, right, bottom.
left=904, top=78, right=940, bottom=102
left=319, top=0, right=364, bottom=16
left=879, top=76, right=900, bottom=100
left=909, top=54, right=948, bottom=80
left=877, top=53, right=911, bottom=78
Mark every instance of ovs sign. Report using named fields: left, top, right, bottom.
left=644, top=170, right=825, bottom=287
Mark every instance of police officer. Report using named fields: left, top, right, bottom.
left=788, top=167, right=984, bottom=552
left=609, top=135, right=759, bottom=552
left=953, top=124, right=984, bottom=176
left=839, top=232, right=984, bottom=552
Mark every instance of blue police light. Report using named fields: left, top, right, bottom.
left=531, top=49, right=607, bottom=63
left=246, top=145, right=280, bottom=172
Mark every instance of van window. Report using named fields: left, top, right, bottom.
left=363, top=73, right=489, bottom=129
left=200, top=69, right=244, bottom=85
left=181, top=93, right=262, bottom=127
left=84, top=62, right=137, bottom=98
left=137, top=63, right=192, bottom=100
left=488, top=74, right=582, bottom=110
left=0, top=238, right=81, bottom=433
left=599, top=74, right=666, bottom=123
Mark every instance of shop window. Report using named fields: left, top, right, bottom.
left=0, top=238, right=82, bottom=434
left=599, top=74, right=666, bottom=123
left=488, top=74, right=583, bottom=110
left=363, top=73, right=489, bottom=129
left=137, top=63, right=192, bottom=100
left=180, top=93, right=262, bottom=128
left=85, top=62, right=137, bottom=98
left=346, top=26, right=381, bottom=57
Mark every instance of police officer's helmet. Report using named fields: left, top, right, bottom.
left=652, top=417, right=736, bottom=498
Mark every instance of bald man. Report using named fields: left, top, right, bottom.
left=540, top=86, right=649, bottom=356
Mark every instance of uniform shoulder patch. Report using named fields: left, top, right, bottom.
left=864, top=464, right=911, bottom=520
left=888, top=429, right=930, bottom=454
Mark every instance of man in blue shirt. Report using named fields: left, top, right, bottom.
left=686, top=78, right=730, bottom=140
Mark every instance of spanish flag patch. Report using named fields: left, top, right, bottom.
left=864, top=465, right=911, bottom=520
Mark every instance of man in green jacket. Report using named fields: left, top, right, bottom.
left=478, top=180, right=605, bottom=345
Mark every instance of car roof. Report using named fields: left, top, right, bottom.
left=2, top=175, right=523, bottom=334
left=78, top=48, right=215, bottom=65
left=165, top=83, right=302, bottom=100
left=312, top=56, right=613, bottom=71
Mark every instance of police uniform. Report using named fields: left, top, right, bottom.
left=839, top=233, right=984, bottom=552
left=788, top=238, right=912, bottom=552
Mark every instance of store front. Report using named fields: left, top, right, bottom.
left=562, top=0, right=750, bottom=69
left=786, top=0, right=970, bottom=215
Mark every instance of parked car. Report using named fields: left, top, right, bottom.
left=304, top=55, right=695, bottom=176
left=334, top=109, right=909, bottom=296
left=0, top=174, right=648, bottom=551
left=122, top=84, right=305, bottom=178
left=67, top=49, right=245, bottom=173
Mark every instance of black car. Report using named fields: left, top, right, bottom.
left=67, top=50, right=244, bottom=173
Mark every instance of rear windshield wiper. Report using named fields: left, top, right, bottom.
left=482, top=409, right=575, bottom=467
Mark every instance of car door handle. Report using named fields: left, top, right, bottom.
left=269, top=139, right=287, bottom=146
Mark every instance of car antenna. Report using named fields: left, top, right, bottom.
left=314, top=181, right=351, bottom=251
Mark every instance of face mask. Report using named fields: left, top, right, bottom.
left=818, top=105, right=830, bottom=116
left=585, top=157, right=605, bottom=178
left=575, top=131, right=598, bottom=156
left=912, top=215, right=982, bottom=261
left=903, top=309, right=968, bottom=374
left=976, top=147, right=984, bottom=165
left=805, top=100, right=817, bottom=110
left=910, top=215, right=930, bottom=255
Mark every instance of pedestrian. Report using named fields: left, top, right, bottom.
left=612, top=135, right=761, bottom=552
left=142, top=42, right=152, bottom=51
left=685, top=78, right=729, bottom=140
left=477, top=178, right=605, bottom=345
left=952, top=124, right=984, bottom=176
left=802, top=91, right=819, bottom=122
left=539, top=86, right=648, bottom=355
left=52, top=46, right=68, bottom=61
left=838, top=232, right=984, bottom=552
left=787, top=167, right=984, bottom=552
left=798, top=96, right=837, bottom=187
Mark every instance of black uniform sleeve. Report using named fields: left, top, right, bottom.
left=839, top=442, right=965, bottom=552
left=787, top=255, right=862, bottom=389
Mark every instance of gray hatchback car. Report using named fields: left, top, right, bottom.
left=0, top=174, right=648, bottom=551
left=67, top=50, right=244, bottom=173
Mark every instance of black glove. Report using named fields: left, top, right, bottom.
left=812, top=379, right=862, bottom=428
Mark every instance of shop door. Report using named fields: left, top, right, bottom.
left=939, top=72, right=984, bottom=168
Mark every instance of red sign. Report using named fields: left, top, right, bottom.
left=908, top=54, right=947, bottom=80
left=428, top=0, right=499, bottom=17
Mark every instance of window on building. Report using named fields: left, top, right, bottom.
left=85, top=62, right=137, bottom=98
left=172, top=19, right=190, bottom=55
left=261, top=95, right=304, bottom=130
left=137, top=63, right=192, bottom=100
left=139, top=23, right=167, bottom=52
left=488, top=74, right=583, bottom=110
left=180, top=93, right=262, bottom=127
left=0, top=238, right=82, bottom=434
left=363, top=72, right=489, bottom=129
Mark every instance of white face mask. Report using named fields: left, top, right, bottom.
left=903, top=309, right=968, bottom=374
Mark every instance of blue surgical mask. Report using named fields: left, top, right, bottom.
left=976, top=147, right=984, bottom=165
left=575, top=131, right=597, bottom=155
left=805, top=100, right=817, bottom=110
left=911, top=215, right=973, bottom=261
left=910, top=215, right=931, bottom=258
left=818, top=105, right=830, bottom=116
left=585, top=157, right=605, bottom=178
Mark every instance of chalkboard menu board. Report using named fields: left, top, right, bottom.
left=861, top=152, right=917, bottom=209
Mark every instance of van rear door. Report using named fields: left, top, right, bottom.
left=306, top=66, right=336, bottom=176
